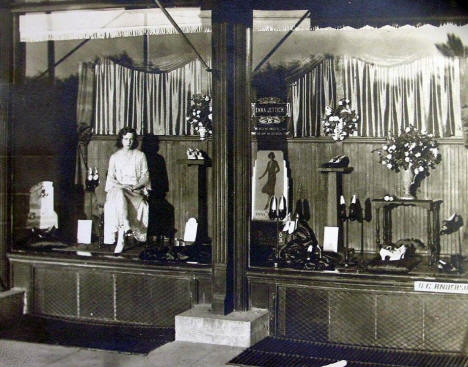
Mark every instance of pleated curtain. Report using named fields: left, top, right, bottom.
left=290, top=56, right=462, bottom=138
left=78, top=56, right=211, bottom=136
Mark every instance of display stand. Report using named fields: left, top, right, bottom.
left=372, top=199, right=442, bottom=266
left=177, top=159, right=210, bottom=243
left=318, top=167, right=353, bottom=250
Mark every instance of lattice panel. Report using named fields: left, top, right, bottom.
left=329, top=290, right=376, bottom=346
left=34, top=267, right=77, bottom=318
left=424, top=295, right=468, bottom=352
left=278, top=287, right=329, bottom=341
left=79, top=271, right=114, bottom=321
left=376, top=293, right=424, bottom=349
left=116, top=274, right=160, bottom=325
left=116, top=274, right=191, bottom=327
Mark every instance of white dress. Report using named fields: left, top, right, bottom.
left=103, top=149, right=151, bottom=244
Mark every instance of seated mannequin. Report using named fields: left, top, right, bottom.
left=103, top=127, right=151, bottom=253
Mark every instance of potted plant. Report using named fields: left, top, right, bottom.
left=373, top=125, right=441, bottom=199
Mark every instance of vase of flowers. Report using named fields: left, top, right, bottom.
left=186, top=94, right=212, bottom=140
left=373, top=125, right=442, bottom=199
left=321, top=98, right=359, bottom=142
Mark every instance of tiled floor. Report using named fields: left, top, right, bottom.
left=0, top=339, right=245, bottom=367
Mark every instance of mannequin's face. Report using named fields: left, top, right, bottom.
left=122, top=132, right=134, bottom=150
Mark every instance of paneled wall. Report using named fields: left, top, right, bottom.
left=277, top=138, right=468, bottom=256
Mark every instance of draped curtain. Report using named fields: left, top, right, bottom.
left=289, top=57, right=336, bottom=137
left=77, top=56, right=212, bottom=136
left=290, top=55, right=462, bottom=137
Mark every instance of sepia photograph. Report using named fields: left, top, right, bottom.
left=1, top=1, right=468, bottom=366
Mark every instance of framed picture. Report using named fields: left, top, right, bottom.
left=252, top=150, right=289, bottom=221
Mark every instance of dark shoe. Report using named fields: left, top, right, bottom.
left=348, top=194, right=361, bottom=221
left=321, top=155, right=350, bottom=168
left=268, top=196, right=278, bottom=220
left=440, top=213, right=463, bottom=235
left=338, top=195, right=347, bottom=220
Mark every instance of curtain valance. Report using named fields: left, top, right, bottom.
left=290, top=55, right=462, bottom=138
left=76, top=57, right=211, bottom=136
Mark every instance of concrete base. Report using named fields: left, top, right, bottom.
left=0, top=288, right=24, bottom=328
left=175, top=304, right=269, bottom=347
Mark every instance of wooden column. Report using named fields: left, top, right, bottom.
left=211, top=2, right=252, bottom=314
left=0, top=7, right=13, bottom=289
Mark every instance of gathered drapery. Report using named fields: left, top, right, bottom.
left=289, top=57, right=336, bottom=137
left=80, top=56, right=211, bottom=135
left=290, top=55, right=462, bottom=137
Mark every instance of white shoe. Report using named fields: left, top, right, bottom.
left=114, top=228, right=125, bottom=254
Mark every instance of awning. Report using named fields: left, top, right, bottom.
left=19, top=9, right=316, bottom=42
left=19, top=6, right=468, bottom=43
left=19, top=7, right=211, bottom=42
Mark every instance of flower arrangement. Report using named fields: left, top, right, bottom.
left=321, top=98, right=359, bottom=141
left=186, top=94, right=212, bottom=140
left=373, top=125, right=441, bottom=177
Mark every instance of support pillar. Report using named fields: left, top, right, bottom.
left=211, top=2, right=252, bottom=314
left=0, top=7, right=13, bottom=290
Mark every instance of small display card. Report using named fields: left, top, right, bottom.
left=323, top=226, right=339, bottom=253
left=77, top=220, right=92, bottom=244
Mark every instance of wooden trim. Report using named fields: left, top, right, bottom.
left=91, top=134, right=211, bottom=142
left=250, top=136, right=465, bottom=145
left=8, top=252, right=212, bottom=274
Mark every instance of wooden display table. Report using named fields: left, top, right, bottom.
left=372, top=199, right=442, bottom=266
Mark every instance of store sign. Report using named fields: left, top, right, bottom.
left=414, top=281, right=468, bottom=294
left=251, top=97, right=290, bottom=136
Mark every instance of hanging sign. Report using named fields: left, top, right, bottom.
left=251, top=97, right=290, bottom=136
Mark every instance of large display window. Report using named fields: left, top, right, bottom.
left=12, top=7, right=213, bottom=266
left=249, top=12, right=468, bottom=277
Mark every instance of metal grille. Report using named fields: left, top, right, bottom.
left=78, top=271, right=114, bottom=321
left=34, top=267, right=77, bottom=318
left=376, top=293, right=424, bottom=350
left=329, top=290, right=376, bottom=346
left=278, top=287, right=329, bottom=341
left=423, top=295, right=468, bottom=352
left=116, top=274, right=191, bottom=327
left=228, top=337, right=468, bottom=367
left=116, top=274, right=160, bottom=325
left=276, top=285, right=468, bottom=353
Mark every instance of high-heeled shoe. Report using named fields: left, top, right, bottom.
left=348, top=194, right=361, bottom=221
left=321, top=155, right=350, bottom=168
left=268, top=196, right=278, bottom=220
left=440, top=213, right=463, bottom=235
left=338, top=195, right=347, bottom=220
left=278, top=196, right=287, bottom=220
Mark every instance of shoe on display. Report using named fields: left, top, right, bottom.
left=440, top=213, right=463, bottom=235
left=321, top=155, right=350, bottom=168
left=268, top=196, right=278, bottom=220
left=338, top=195, right=347, bottom=220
